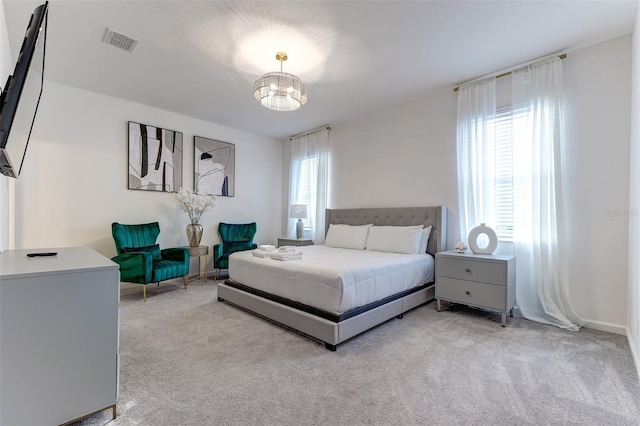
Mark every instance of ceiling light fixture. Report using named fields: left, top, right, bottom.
left=254, top=52, right=307, bottom=111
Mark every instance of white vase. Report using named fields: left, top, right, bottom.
left=186, top=223, right=203, bottom=247
left=468, top=223, right=498, bottom=254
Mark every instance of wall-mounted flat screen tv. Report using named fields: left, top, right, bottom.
left=0, top=1, right=48, bottom=178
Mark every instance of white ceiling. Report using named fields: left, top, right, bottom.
left=3, top=0, right=638, bottom=139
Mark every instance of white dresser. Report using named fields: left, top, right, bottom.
left=0, top=247, right=120, bottom=425
left=435, top=251, right=516, bottom=327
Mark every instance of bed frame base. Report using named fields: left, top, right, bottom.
left=217, top=282, right=434, bottom=351
left=219, top=205, right=446, bottom=351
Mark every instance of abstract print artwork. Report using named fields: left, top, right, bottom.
left=194, top=136, right=235, bottom=197
left=128, top=121, right=183, bottom=192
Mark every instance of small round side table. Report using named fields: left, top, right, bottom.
left=183, top=245, right=209, bottom=282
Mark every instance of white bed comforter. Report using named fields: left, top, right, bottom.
left=228, top=245, right=434, bottom=315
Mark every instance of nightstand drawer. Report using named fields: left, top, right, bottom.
left=436, top=277, right=506, bottom=311
left=437, top=257, right=507, bottom=286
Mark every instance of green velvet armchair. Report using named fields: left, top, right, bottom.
left=111, top=222, right=190, bottom=301
left=213, top=222, right=257, bottom=279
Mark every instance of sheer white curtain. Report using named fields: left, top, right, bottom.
left=287, top=128, right=329, bottom=244
left=456, top=57, right=583, bottom=331
left=456, top=77, right=497, bottom=241
left=511, top=57, right=583, bottom=330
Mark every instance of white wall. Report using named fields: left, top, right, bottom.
left=563, top=35, right=631, bottom=333
left=14, top=81, right=283, bottom=275
left=328, top=35, right=632, bottom=332
left=628, top=2, right=640, bottom=375
left=0, top=0, right=15, bottom=251
left=329, top=88, right=459, bottom=245
left=0, top=0, right=11, bottom=92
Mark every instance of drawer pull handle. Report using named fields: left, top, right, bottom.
left=465, top=268, right=471, bottom=273
left=465, top=291, right=471, bottom=296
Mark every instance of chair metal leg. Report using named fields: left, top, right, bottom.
left=183, top=276, right=188, bottom=289
left=143, top=285, right=147, bottom=302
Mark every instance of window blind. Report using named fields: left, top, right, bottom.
left=298, top=155, right=317, bottom=230
left=491, top=106, right=528, bottom=241
left=494, top=107, right=514, bottom=240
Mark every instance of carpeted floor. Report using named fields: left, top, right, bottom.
left=73, top=278, right=640, bottom=426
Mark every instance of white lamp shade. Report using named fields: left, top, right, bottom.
left=289, top=204, right=309, bottom=219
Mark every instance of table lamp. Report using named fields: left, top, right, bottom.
left=289, top=204, right=309, bottom=239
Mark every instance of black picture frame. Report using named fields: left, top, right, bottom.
left=128, top=121, right=183, bottom=192
left=194, top=136, right=235, bottom=197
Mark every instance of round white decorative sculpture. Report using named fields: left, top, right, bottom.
left=468, top=223, right=498, bottom=254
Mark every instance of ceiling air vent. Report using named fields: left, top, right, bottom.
left=102, top=28, right=138, bottom=53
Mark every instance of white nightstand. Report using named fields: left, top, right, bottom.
left=277, top=238, right=313, bottom=248
left=435, top=251, right=516, bottom=327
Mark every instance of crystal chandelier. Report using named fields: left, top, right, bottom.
left=254, top=52, right=307, bottom=111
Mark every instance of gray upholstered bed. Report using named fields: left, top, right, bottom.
left=217, top=206, right=447, bottom=350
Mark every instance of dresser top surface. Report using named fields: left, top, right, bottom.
left=0, top=247, right=118, bottom=279
left=436, top=250, right=515, bottom=262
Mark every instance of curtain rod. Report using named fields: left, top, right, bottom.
left=289, top=126, right=331, bottom=141
left=453, top=53, right=567, bottom=92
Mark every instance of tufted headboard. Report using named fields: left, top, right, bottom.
left=324, top=206, right=448, bottom=256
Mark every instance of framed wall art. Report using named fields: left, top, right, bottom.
left=128, top=121, right=183, bottom=192
left=194, top=136, right=235, bottom=196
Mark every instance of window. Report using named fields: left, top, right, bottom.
left=489, top=106, right=527, bottom=241
left=295, top=155, right=317, bottom=230
left=288, top=127, right=329, bottom=242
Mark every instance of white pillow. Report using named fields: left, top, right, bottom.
left=324, top=224, right=372, bottom=250
left=366, top=225, right=424, bottom=254
left=418, top=225, right=433, bottom=254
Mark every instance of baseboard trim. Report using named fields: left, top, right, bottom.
left=582, top=318, right=626, bottom=335
left=627, top=329, right=640, bottom=380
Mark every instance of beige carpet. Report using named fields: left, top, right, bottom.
left=73, top=278, right=640, bottom=426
